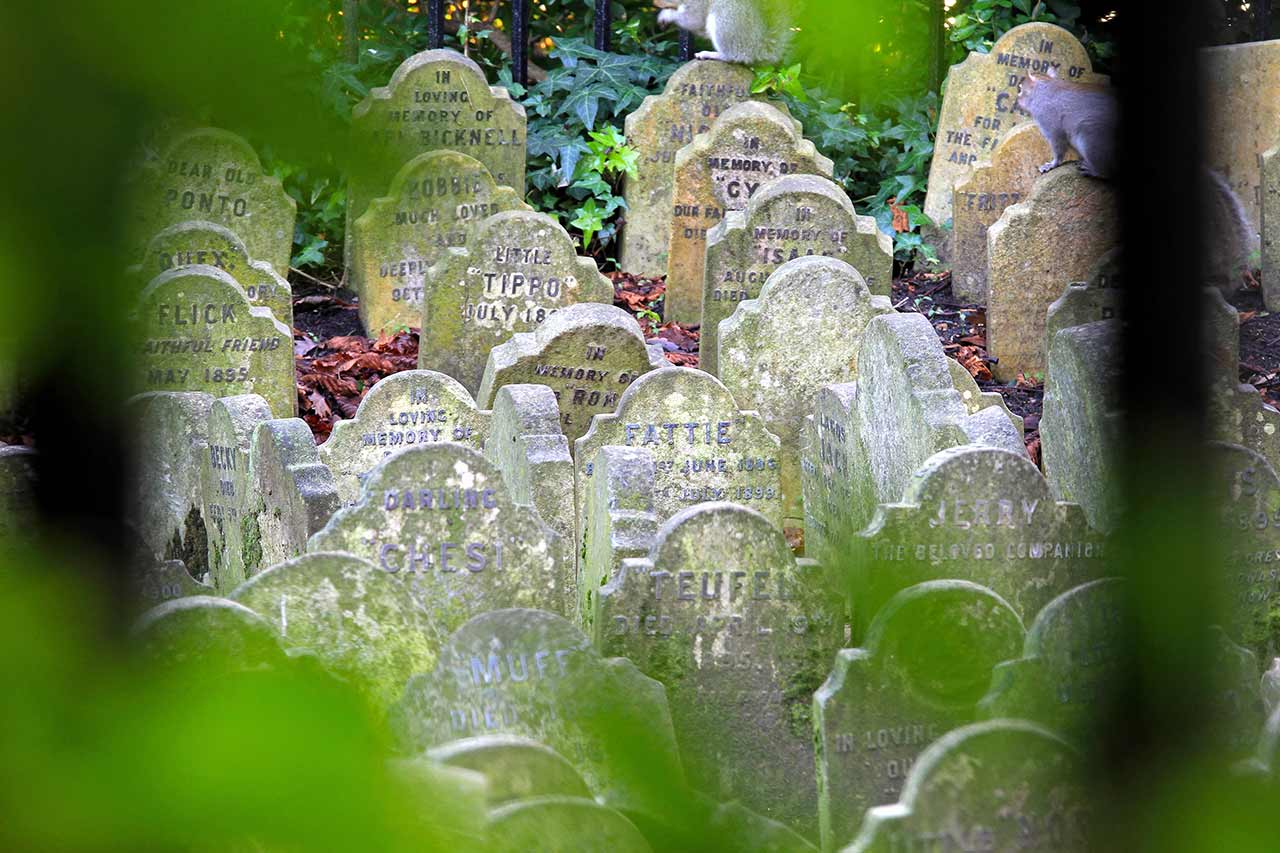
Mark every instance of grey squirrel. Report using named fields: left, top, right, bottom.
left=1017, top=67, right=1252, bottom=287
left=1016, top=66, right=1117, bottom=179
left=656, top=0, right=797, bottom=66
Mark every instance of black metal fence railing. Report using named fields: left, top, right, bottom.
left=423, top=0, right=696, bottom=83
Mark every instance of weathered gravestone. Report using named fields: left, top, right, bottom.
left=814, top=580, right=1025, bottom=853
left=1044, top=250, right=1122, bottom=344
left=987, top=164, right=1120, bottom=381
left=853, top=445, right=1105, bottom=638
left=385, top=758, right=490, bottom=847
left=1209, top=441, right=1280, bottom=663
left=923, top=22, right=1103, bottom=227
left=0, top=445, right=37, bottom=544
left=1201, top=287, right=1280, bottom=473
left=800, top=312, right=1023, bottom=575
left=701, top=175, right=892, bottom=375
left=1263, top=142, right=1280, bottom=310
left=579, top=446, right=660, bottom=625
left=352, top=151, right=529, bottom=336
left=1041, top=319, right=1122, bottom=532
left=134, top=266, right=295, bottom=417
left=1241, top=705, right=1280, bottom=778
left=594, top=502, right=843, bottom=835
left=1207, top=625, right=1268, bottom=759
left=135, top=559, right=212, bottom=607
left=426, top=735, right=592, bottom=805
left=202, top=394, right=274, bottom=592
left=132, top=596, right=287, bottom=671
left=483, top=384, right=576, bottom=547
left=347, top=49, right=527, bottom=272
left=418, top=210, right=614, bottom=394
left=719, top=256, right=894, bottom=526
left=1265, top=658, right=1280, bottom=716
left=129, top=128, right=296, bottom=275
left=229, top=552, right=436, bottom=709
left=978, top=578, right=1126, bottom=742
left=950, top=123, right=1053, bottom=303
left=573, top=367, right=784, bottom=575
left=621, top=60, right=760, bottom=276
left=307, top=443, right=570, bottom=626
left=130, top=220, right=293, bottom=328
left=1203, top=39, right=1280, bottom=253
left=477, top=303, right=667, bottom=447
left=243, top=418, right=340, bottom=567
left=318, top=369, right=491, bottom=505
left=390, top=608, right=685, bottom=818
left=487, top=797, right=653, bottom=853
left=665, top=102, right=834, bottom=325
left=843, top=720, right=1088, bottom=853
left=126, top=391, right=213, bottom=572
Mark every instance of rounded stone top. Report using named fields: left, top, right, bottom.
left=746, top=173, right=855, bottom=216
left=756, top=255, right=870, bottom=302
left=649, top=499, right=791, bottom=567
left=137, top=263, right=258, bottom=311
left=903, top=444, right=1050, bottom=507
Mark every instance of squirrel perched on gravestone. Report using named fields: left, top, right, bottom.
left=655, top=0, right=799, bottom=66
left=1017, top=67, right=1252, bottom=288
left=1016, top=67, right=1117, bottom=179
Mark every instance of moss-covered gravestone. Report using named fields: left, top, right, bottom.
left=1204, top=40, right=1280, bottom=252
left=844, top=720, right=1088, bottom=853
left=854, top=445, right=1105, bottom=638
left=488, top=798, right=653, bottom=853
left=719, top=257, right=894, bottom=526
left=986, top=164, right=1119, bottom=381
left=579, top=446, right=660, bottom=625
left=1210, top=441, right=1280, bottom=663
left=483, top=384, right=576, bottom=546
left=477, top=303, right=666, bottom=447
left=129, top=128, right=296, bottom=276
left=978, top=578, right=1126, bottom=742
left=1044, top=264, right=1122, bottom=347
left=1206, top=626, right=1268, bottom=758
left=702, top=175, right=892, bottom=375
left=573, top=367, right=784, bottom=575
left=1263, top=142, right=1280, bottom=310
left=426, top=735, right=592, bottom=806
left=418, top=210, right=614, bottom=394
left=621, top=60, right=759, bottom=277
left=594, top=502, right=843, bottom=836
left=126, top=391, right=213, bottom=572
left=132, top=596, right=287, bottom=672
left=923, top=22, right=1103, bottom=227
left=390, top=608, right=685, bottom=818
left=130, top=220, right=293, bottom=328
left=800, top=313, right=1024, bottom=575
left=665, top=102, right=834, bottom=325
left=950, top=124, right=1053, bottom=303
left=308, top=444, right=570, bottom=626
left=134, top=266, right=295, bottom=417
left=318, top=370, right=491, bottom=505
left=203, top=394, right=274, bottom=592
left=135, top=560, right=211, bottom=607
left=1041, top=320, right=1122, bottom=533
left=229, top=552, right=437, bottom=709
left=352, top=151, right=529, bottom=336
left=347, top=49, right=527, bottom=273
left=243, top=418, right=340, bottom=567
left=814, top=581, right=1025, bottom=853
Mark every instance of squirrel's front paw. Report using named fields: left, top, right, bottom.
left=1038, top=161, right=1058, bottom=174
left=696, top=50, right=729, bottom=61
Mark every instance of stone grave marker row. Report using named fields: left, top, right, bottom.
left=352, top=150, right=529, bottom=336
left=701, top=174, right=891, bottom=374
left=128, top=127, right=296, bottom=276
left=133, top=265, right=295, bottom=418
left=665, top=101, right=834, bottom=325
left=417, top=209, right=615, bottom=394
